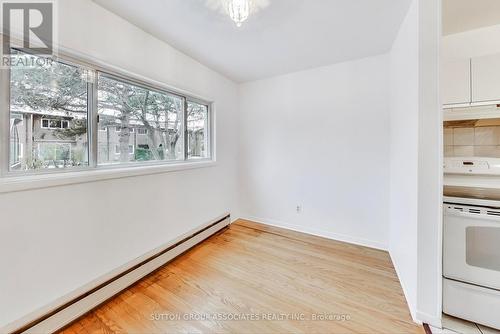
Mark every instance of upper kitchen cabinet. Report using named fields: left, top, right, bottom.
left=442, top=58, right=471, bottom=106
left=472, top=53, right=500, bottom=103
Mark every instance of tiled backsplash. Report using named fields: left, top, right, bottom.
left=444, top=126, right=500, bottom=158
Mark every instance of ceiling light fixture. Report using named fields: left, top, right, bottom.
left=225, top=0, right=251, bottom=27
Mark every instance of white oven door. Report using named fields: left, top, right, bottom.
left=444, top=203, right=500, bottom=290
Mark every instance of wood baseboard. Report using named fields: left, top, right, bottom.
left=5, top=214, right=231, bottom=334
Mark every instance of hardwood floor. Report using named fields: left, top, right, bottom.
left=59, top=220, right=424, bottom=334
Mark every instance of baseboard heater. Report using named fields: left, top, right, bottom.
left=6, top=214, right=231, bottom=334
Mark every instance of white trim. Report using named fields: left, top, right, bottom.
left=416, top=311, right=442, bottom=328
left=443, top=102, right=471, bottom=109
left=471, top=100, right=500, bottom=107
left=443, top=100, right=500, bottom=110
left=0, top=50, right=8, bottom=176
left=389, top=251, right=419, bottom=324
left=0, top=160, right=216, bottom=194
left=240, top=215, right=388, bottom=251
left=0, top=214, right=231, bottom=334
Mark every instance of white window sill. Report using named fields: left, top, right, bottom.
left=0, top=161, right=216, bottom=194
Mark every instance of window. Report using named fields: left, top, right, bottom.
left=187, top=101, right=209, bottom=159
left=41, top=119, right=70, bottom=130
left=97, top=74, right=185, bottom=165
left=9, top=50, right=89, bottom=171
left=114, top=145, right=134, bottom=155
left=116, top=126, right=134, bottom=133
left=5, top=49, right=212, bottom=176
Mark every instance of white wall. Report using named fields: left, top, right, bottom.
left=238, top=55, right=391, bottom=250
left=388, top=0, right=419, bottom=321
left=416, top=0, right=442, bottom=326
left=389, top=0, right=443, bottom=326
left=0, top=0, right=239, bottom=328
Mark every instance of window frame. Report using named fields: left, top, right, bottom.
left=0, top=48, right=215, bottom=181
left=41, top=118, right=69, bottom=130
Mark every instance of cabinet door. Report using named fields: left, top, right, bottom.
left=472, top=54, right=500, bottom=103
left=442, top=58, right=471, bottom=106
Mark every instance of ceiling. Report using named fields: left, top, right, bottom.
left=443, top=0, right=500, bottom=36
left=93, top=0, right=412, bottom=83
